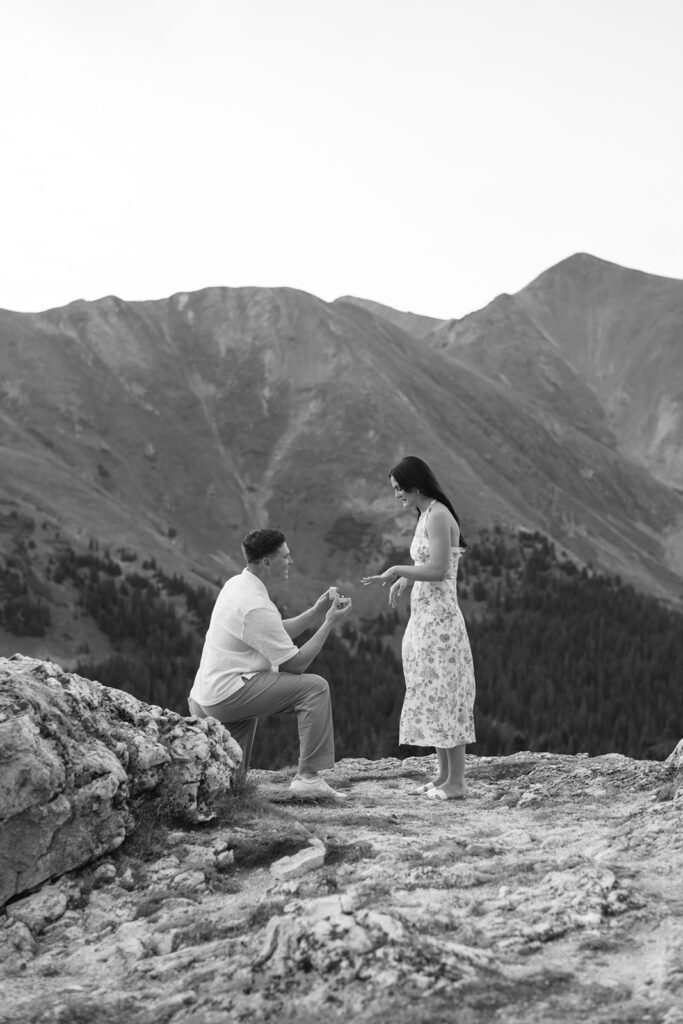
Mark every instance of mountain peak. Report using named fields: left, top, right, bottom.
left=525, top=252, right=683, bottom=292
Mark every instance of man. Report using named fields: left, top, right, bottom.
left=188, top=528, right=353, bottom=800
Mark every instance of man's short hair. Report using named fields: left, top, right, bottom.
left=242, top=529, right=286, bottom=563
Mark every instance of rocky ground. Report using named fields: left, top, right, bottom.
left=2, top=746, right=682, bottom=1024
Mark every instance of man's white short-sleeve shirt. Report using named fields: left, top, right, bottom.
left=189, top=568, right=298, bottom=706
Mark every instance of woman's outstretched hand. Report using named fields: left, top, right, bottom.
left=361, top=567, right=398, bottom=587
left=388, top=578, right=408, bottom=607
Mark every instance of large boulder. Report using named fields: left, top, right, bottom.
left=0, top=655, right=242, bottom=907
left=668, top=737, right=683, bottom=800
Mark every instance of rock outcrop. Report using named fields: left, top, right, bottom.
left=0, top=656, right=242, bottom=907
left=0, top=657, right=682, bottom=1024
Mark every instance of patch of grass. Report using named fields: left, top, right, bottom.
left=332, top=811, right=413, bottom=834
left=25, top=995, right=150, bottom=1024
left=355, top=879, right=395, bottom=900
left=231, top=831, right=311, bottom=868
left=152, top=763, right=198, bottom=824
left=470, top=762, right=537, bottom=783
left=313, top=869, right=341, bottom=893
left=37, top=963, right=62, bottom=978
left=118, top=763, right=197, bottom=862
left=210, top=774, right=284, bottom=825
left=242, top=898, right=287, bottom=933
left=119, top=809, right=170, bottom=863
left=324, top=838, right=376, bottom=865
left=654, top=782, right=675, bottom=802
left=209, top=873, right=243, bottom=895
left=461, top=970, right=636, bottom=1022
left=66, top=869, right=96, bottom=910
left=132, top=890, right=173, bottom=920
left=345, top=991, right=484, bottom=1024
left=578, top=934, right=622, bottom=953
left=343, top=770, right=406, bottom=784
left=119, top=770, right=289, bottom=863
left=172, top=916, right=242, bottom=950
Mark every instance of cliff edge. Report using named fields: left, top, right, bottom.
left=1, top=656, right=682, bottom=1024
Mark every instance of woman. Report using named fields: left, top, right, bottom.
left=362, top=456, right=476, bottom=800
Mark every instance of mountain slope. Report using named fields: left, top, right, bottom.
left=334, top=295, right=444, bottom=340
left=1, top=261, right=682, bottom=669
left=423, top=254, right=683, bottom=493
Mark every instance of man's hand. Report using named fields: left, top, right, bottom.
left=280, top=593, right=353, bottom=673
left=325, top=595, right=353, bottom=624
left=388, top=578, right=408, bottom=608
left=312, top=586, right=341, bottom=615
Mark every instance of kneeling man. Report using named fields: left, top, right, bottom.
left=188, top=528, right=352, bottom=800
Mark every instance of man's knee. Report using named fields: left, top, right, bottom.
left=302, top=673, right=330, bottom=698
left=188, top=697, right=207, bottom=719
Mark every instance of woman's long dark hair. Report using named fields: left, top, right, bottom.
left=390, top=455, right=467, bottom=548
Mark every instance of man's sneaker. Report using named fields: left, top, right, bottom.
left=289, top=774, right=347, bottom=801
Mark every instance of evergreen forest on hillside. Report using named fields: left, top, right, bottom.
left=1, top=522, right=681, bottom=766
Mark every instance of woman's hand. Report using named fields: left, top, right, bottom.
left=388, top=577, right=408, bottom=608
left=361, top=567, right=399, bottom=587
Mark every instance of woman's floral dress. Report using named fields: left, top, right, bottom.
left=400, top=502, right=476, bottom=747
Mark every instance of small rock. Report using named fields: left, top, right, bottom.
left=94, top=863, right=117, bottom=887
left=172, top=870, right=207, bottom=891
left=183, top=847, right=217, bottom=872
left=216, top=850, right=235, bottom=872
left=166, top=831, right=188, bottom=846
left=148, top=931, right=176, bottom=956
left=374, top=968, right=402, bottom=988
left=467, top=842, right=499, bottom=857
left=305, top=894, right=355, bottom=919
left=270, top=845, right=326, bottom=880
left=358, top=909, right=406, bottom=943
left=118, top=868, right=136, bottom=891
left=147, top=855, right=181, bottom=882
left=112, top=921, right=149, bottom=962
left=1, top=920, right=37, bottom=955
left=211, top=837, right=230, bottom=854
left=5, top=886, right=68, bottom=933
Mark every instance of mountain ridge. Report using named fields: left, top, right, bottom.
left=1, top=253, right=682, bottom=670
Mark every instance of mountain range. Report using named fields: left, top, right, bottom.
left=1, top=252, right=682, bottom=664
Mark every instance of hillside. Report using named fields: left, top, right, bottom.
left=1, top=254, right=683, bottom=675
left=4, top=518, right=680, bottom=766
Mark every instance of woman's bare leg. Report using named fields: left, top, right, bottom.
left=418, top=748, right=448, bottom=791
left=435, top=747, right=449, bottom=785
left=436, top=744, right=467, bottom=798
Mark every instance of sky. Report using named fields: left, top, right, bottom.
left=2, top=0, right=682, bottom=319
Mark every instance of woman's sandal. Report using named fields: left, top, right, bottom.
left=415, top=782, right=437, bottom=794
left=426, top=788, right=465, bottom=801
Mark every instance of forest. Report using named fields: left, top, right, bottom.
left=3, top=526, right=678, bottom=768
